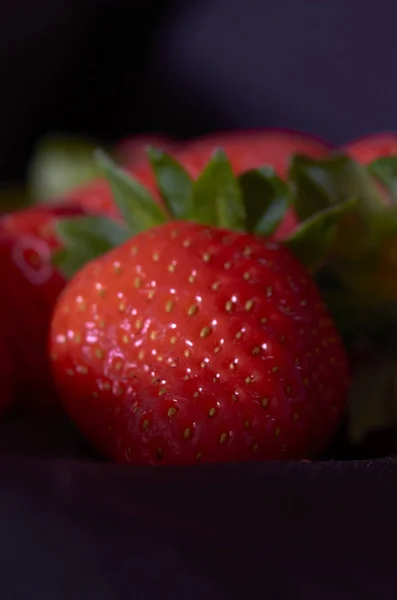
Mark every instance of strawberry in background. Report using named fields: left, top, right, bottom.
left=342, top=132, right=397, bottom=164
left=0, top=204, right=86, bottom=413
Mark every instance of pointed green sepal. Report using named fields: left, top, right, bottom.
left=284, top=196, right=359, bottom=272
left=238, top=167, right=291, bottom=236
left=189, top=149, right=246, bottom=230
left=146, top=146, right=194, bottom=219
left=95, top=150, right=167, bottom=235
left=289, top=153, right=383, bottom=220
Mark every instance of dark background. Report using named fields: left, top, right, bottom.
left=2, top=0, right=397, bottom=181
left=2, top=1, right=397, bottom=598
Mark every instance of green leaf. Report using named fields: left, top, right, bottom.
left=190, top=149, right=246, bottom=230
left=325, top=205, right=397, bottom=301
left=28, top=134, right=104, bottom=202
left=146, top=147, right=194, bottom=219
left=96, top=150, right=167, bottom=235
left=238, top=167, right=291, bottom=236
left=347, top=353, right=397, bottom=445
left=284, top=196, right=359, bottom=272
left=289, top=153, right=383, bottom=221
left=368, top=156, right=397, bottom=201
left=54, top=215, right=131, bottom=279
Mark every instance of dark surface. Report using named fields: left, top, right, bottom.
left=0, top=416, right=396, bottom=599
left=2, top=1, right=397, bottom=598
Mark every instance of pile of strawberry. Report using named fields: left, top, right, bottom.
left=2, top=128, right=397, bottom=465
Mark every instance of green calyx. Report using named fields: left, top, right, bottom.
left=54, top=146, right=397, bottom=450
left=56, top=148, right=368, bottom=278
left=55, top=146, right=397, bottom=300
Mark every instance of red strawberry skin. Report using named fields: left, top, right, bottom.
left=343, top=132, right=397, bottom=164
left=50, top=221, right=349, bottom=465
left=0, top=203, right=84, bottom=413
left=0, top=337, right=15, bottom=417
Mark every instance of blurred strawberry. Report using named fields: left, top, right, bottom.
left=342, top=132, right=397, bottom=164
left=0, top=204, right=86, bottom=413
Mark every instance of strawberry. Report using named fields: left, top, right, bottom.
left=48, top=149, right=358, bottom=465
left=342, top=132, right=397, bottom=164
left=0, top=337, right=15, bottom=417
left=0, top=203, right=87, bottom=413
left=51, top=145, right=397, bottom=462
left=50, top=220, right=349, bottom=464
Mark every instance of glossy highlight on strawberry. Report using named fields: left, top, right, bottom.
left=50, top=221, right=350, bottom=465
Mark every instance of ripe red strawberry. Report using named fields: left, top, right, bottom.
left=50, top=220, right=350, bottom=464
left=342, top=132, right=397, bottom=164
left=0, top=203, right=85, bottom=413
left=0, top=337, right=15, bottom=417
left=46, top=144, right=397, bottom=461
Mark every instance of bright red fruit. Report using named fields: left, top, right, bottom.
left=343, top=132, right=397, bottom=164
left=0, top=338, right=15, bottom=417
left=0, top=203, right=84, bottom=413
left=50, top=221, right=350, bottom=465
